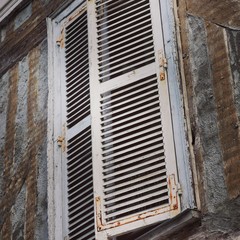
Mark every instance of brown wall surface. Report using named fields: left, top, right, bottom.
left=175, top=0, right=240, bottom=239
left=0, top=0, right=74, bottom=239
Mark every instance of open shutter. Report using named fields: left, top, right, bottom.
left=88, top=0, right=180, bottom=238
left=59, top=4, right=95, bottom=240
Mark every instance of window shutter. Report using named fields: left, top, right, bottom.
left=88, top=0, right=180, bottom=238
left=60, top=5, right=95, bottom=240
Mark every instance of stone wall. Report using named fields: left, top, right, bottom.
left=0, top=0, right=69, bottom=239
left=176, top=0, right=240, bottom=238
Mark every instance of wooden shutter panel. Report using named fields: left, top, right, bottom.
left=61, top=5, right=95, bottom=240
left=88, top=0, right=180, bottom=238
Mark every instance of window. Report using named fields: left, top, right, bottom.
left=48, top=0, right=195, bottom=239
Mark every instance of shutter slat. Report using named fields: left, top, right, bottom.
left=66, top=51, right=88, bottom=78
left=96, top=0, right=155, bottom=83
left=103, top=161, right=166, bottom=185
left=99, top=53, right=155, bottom=80
left=102, top=124, right=162, bottom=149
left=103, top=155, right=165, bottom=179
left=68, top=170, right=92, bottom=191
left=101, top=88, right=159, bottom=114
left=66, top=38, right=88, bottom=60
left=99, top=34, right=152, bottom=60
left=99, top=41, right=154, bottom=68
left=97, top=8, right=151, bottom=38
left=66, top=41, right=88, bottom=68
left=98, top=20, right=152, bottom=49
left=101, top=96, right=159, bottom=121
left=104, top=170, right=167, bottom=193
left=66, top=11, right=87, bottom=34
left=102, top=131, right=163, bottom=155
left=67, top=147, right=91, bottom=166
left=105, top=174, right=167, bottom=198
left=99, top=46, right=154, bottom=73
left=101, top=102, right=160, bottom=129
left=103, top=152, right=165, bottom=176
left=66, top=73, right=89, bottom=95
left=103, top=144, right=164, bottom=165
left=69, top=206, right=94, bottom=228
left=66, top=28, right=88, bottom=51
left=68, top=154, right=92, bottom=176
left=68, top=191, right=93, bottom=213
left=107, top=194, right=169, bottom=220
left=66, top=64, right=88, bottom=87
left=103, top=153, right=165, bottom=175
left=107, top=188, right=168, bottom=214
left=96, top=0, right=146, bottom=24
left=105, top=195, right=169, bottom=223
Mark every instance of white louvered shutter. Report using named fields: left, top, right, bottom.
left=88, top=0, right=181, bottom=238
left=60, top=4, right=96, bottom=240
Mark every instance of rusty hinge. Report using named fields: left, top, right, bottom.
left=177, top=183, right=183, bottom=195
left=168, top=174, right=178, bottom=210
left=57, top=135, right=65, bottom=152
left=96, top=196, right=104, bottom=231
left=56, top=28, right=64, bottom=48
left=159, top=50, right=168, bottom=81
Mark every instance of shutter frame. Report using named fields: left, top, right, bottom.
left=88, top=0, right=181, bottom=238
left=60, top=4, right=96, bottom=240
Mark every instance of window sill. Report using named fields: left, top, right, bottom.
left=136, top=209, right=201, bottom=240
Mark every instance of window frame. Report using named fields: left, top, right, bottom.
left=47, top=0, right=197, bottom=239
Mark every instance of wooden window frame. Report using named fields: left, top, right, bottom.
left=47, top=0, right=197, bottom=239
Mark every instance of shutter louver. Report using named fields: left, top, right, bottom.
left=101, top=74, right=169, bottom=223
left=67, top=127, right=95, bottom=240
left=65, top=10, right=90, bottom=129
left=96, top=0, right=155, bottom=82
left=63, top=7, right=95, bottom=240
left=88, top=0, right=180, bottom=237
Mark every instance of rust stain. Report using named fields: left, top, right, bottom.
left=3, top=65, right=19, bottom=189
left=67, top=5, right=86, bottom=23
left=56, top=28, right=65, bottom=49
left=1, top=65, right=19, bottom=238
left=96, top=176, right=179, bottom=231
left=24, top=46, right=40, bottom=240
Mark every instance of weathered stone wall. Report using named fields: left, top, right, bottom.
left=0, top=0, right=72, bottom=239
left=175, top=0, right=240, bottom=239
left=0, top=40, right=48, bottom=239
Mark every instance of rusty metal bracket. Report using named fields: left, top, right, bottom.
left=96, top=196, right=104, bottom=231
left=168, top=174, right=178, bottom=210
left=96, top=175, right=180, bottom=232
left=56, top=28, right=64, bottom=48
left=57, top=135, right=65, bottom=152
left=159, top=50, right=168, bottom=81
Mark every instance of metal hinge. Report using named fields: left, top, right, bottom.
left=56, top=28, right=64, bottom=48
left=159, top=50, right=168, bottom=81
left=177, top=183, right=183, bottom=195
left=168, top=174, right=178, bottom=210
left=57, top=135, right=65, bottom=152
left=96, top=196, right=104, bottom=231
